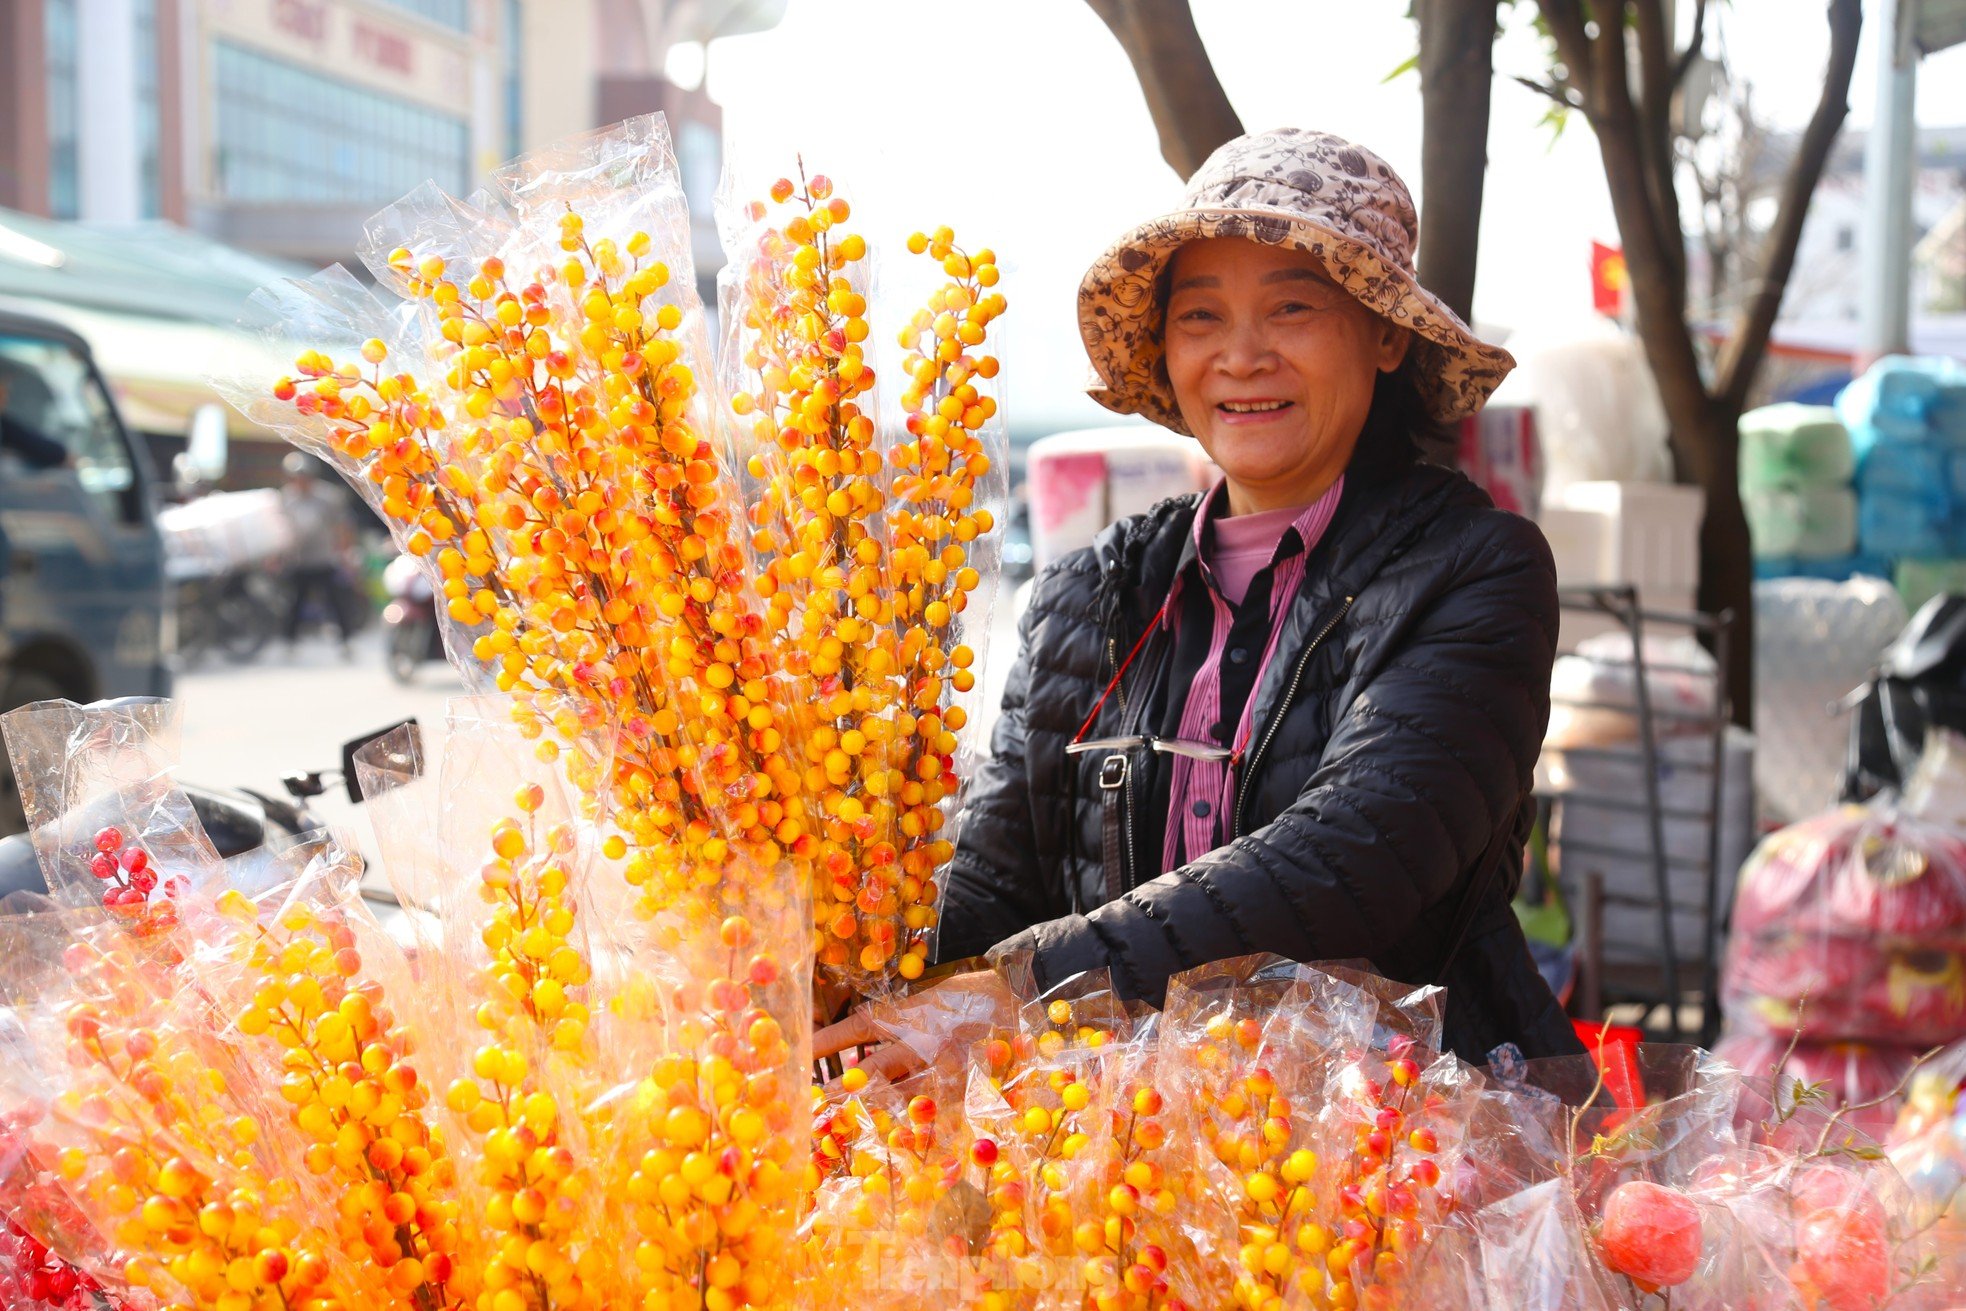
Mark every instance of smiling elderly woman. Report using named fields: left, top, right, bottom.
left=895, top=128, right=1577, bottom=1065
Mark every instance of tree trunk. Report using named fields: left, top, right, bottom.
left=1687, top=407, right=1755, bottom=727
left=1083, top=0, right=1244, bottom=178
left=1415, top=0, right=1499, bottom=324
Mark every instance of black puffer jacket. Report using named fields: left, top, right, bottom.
left=939, top=461, right=1582, bottom=1063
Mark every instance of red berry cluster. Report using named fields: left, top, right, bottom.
left=87, top=827, right=182, bottom=929
left=1, top=1216, right=110, bottom=1310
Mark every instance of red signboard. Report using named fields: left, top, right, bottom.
left=272, top=0, right=327, bottom=43
left=354, top=21, right=415, bottom=74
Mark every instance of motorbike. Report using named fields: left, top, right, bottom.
left=170, top=557, right=280, bottom=667
left=1842, top=593, right=1966, bottom=802
left=0, top=720, right=416, bottom=925
left=381, top=553, right=445, bottom=684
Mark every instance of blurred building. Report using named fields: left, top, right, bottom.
left=0, top=0, right=757, bottom=286
left=0, top=0, right=776, bottom=468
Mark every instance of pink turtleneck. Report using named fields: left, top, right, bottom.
left=1204, top=503, right=1315, bottom=606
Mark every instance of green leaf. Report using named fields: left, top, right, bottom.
left=1383, top=51, right=1421, bottom=84
left=1537, top=101, right=1572, bottom=142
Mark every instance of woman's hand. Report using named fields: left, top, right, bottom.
left=812, top=1008, right=922, bottom=1086
left=811, top=965, right=1021, bottom=1091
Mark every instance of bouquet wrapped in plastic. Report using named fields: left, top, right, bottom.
left=200, top=112, right=1008, bottom=1306
left=1722, top=803, right=1966, bottom=1048
left=1407, top=1044, right=1946, bottom=1309
left=0, top=688, right=819, bottom=1311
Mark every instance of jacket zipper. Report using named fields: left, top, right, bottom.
left=1106, top=636, right=1139, bottom=890
left=1233, top=595, right=1355, bottom=839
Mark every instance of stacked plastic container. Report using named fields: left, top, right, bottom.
left=1740, top=402, right=1876, bottom=581
left=1840, top=355, right=1966, bottom=610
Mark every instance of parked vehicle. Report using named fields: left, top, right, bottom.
left=0, top=310, right=185, bottom=831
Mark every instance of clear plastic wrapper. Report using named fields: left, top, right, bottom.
left=1, top=698, right=223, bottom=922
left=857, top=963, right=1024, bottom=1069
left=1754, top=576, right=1908, bottom=824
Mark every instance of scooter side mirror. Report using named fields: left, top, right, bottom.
left=342, top=719, right=418, bottom=804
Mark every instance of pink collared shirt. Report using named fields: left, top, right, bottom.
left=1161, top=476, right=1346, bottom=871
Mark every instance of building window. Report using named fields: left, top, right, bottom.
left=45, top=0, right=79, bottom=219
left=212, top=41, right=470, bottom=204
left=135, top=0, right=160, bottom=218
left=1837, top=225, right=1855, bottom=252
left=372, top=0, right=470, bottom=32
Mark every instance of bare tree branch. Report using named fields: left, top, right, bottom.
left=1083, top=0, right=1244, bottom=178
left=1513, top=74, right=1574, bottom=107
left=1673, top=0, right=1710, bottom=87
left=1587, top=1, right=1681, bottom=303
left=1715, top=0, right=1862, bottom=413
left=1633, top=0, right=1688, bottom=289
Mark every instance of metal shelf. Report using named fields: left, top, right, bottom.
left=1544, top=584, right=1735, bottom=1044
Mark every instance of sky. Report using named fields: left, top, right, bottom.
left=701, top=1, right=1966, bottom=432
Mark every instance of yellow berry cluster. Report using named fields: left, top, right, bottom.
left=1172, top=1003, right=1315, bottom=1311
left=37, top=926, right=347, bottom=1311
left=728, top=173, right=906, bottom=984
left=443, top=793, right=604, bottom=1311
left=1080, top=1070, right=1189, bottom=1311
left=222, top=890, right=465, bottom=1310
left=617, top=977, right=805, bottom=1309
left=880, top=226, right=1005, bottom=983
left=725, top=182, right=1006, bottom=990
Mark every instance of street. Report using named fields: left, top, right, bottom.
left=172, top=588, right=1025, bottom=884
left=173, top=630, right=466, bottom=880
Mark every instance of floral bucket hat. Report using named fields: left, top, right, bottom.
left=1079, top=127, right=1516, bottom=432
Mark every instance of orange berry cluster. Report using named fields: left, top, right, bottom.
left=443, top=791, right=605, bottom=1311
left=729, top=173, right=904, bottom=984
left=881, top=225, right=1004, bottom=982
left=281, top=228, right=805, bottom=929
left=1301, top=1045, right=1452, bottom=1311
left=30, top=923, right=348, bottom=1311
left=274, top=200, right=818, bottom=1307
left=726, top=180, right=1006, bottom=990
left=221, top=890, right=465, bottom=1310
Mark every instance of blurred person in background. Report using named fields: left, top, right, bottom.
left=278, top=451, right=356, bottom=655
